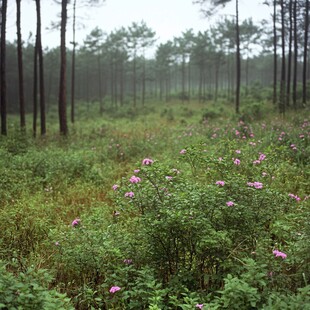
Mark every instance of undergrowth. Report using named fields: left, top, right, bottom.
left=0, top=101, right=309, bottom=309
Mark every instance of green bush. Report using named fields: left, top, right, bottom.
left=0, top=261, right=72, bottom=310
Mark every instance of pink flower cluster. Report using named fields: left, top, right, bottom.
left=273, top=249, right=287, bottom=259
left=216, top=181, right=225, bottom=186
left=180, top=149, right=187, bottom=154
left=253, top=153, right=266, bottom=165
left=125, top=191, right=134, bottom=198
left=112, top=184, right=119, bottom=191
left=234, top=158, right=241, bottom=165
left=226, top=201, right=234, bottom=207
left=130, top=175, right=141, bottom=183
left=290, top=144, right=297, bottom=151
left=288, top=193, right=301, bottom=201
left=109, top=286, right=121, bottom=293
left=196, top=304, right=204, bottom=309
left=71, top=218, right=80, bottom=227
left=142, top=158, right=154, bottom=165
left=278, top=131, right=286, bottom=141
left=247, top=182, right=263, bottom=189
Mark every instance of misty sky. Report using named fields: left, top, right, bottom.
left=6, top=0, right=271, bottom=56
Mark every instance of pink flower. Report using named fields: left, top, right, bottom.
left=109, top=286, right=121, bottom=294
left=235, top=150, right=241, bottom=154
left=125, top=191, right=134, bottom=198
left=134, top=169, right=140, bottom=173
left=247, top=182, right=263, bottom=189
left=129, top=175, right=141, bottom=183
left=71, top=218, right=80, bottom=227
left=218, top=157, right=223, bottom=161
left=234, top=158, right=241, bottom=165
left=55, top=241, right=60, bottom=246
left=165, top=176, right=173, bottom=181
left=112, top=184, right=119, bottom=191
left=196, top=304, right=204, bottom=309
left=142, top=158, right=154, bottom=165
left=253, top=182, right=263, bottom=189
left=216, top=181, right=225, bottom=186
left=288, top=193, right=301, bottom=201
left=259, top=153, right=266, bottom=161
left=262, top=172, right=268, bottom=177
left=123, top=259, right=132, bottom=264
left=253, top=160, right=261, bottom=165
left=180, top=149, right=187, bottom=154
left=273, top=250, right=287, bottom=259
left=226, top=201, right=234, bottom=207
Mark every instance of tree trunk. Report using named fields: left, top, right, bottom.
left=235, top=0, right=241, bottom=114
left=71, top=0, right=77, bottom=123
left=181, top=55, right=185, bottom=102
left=58, top=0, right=68, bottom=135
left=35, top=0, right=46, bottom=135
left=279, top=0, right=286, bottom=114
left=303, top=0, right=309, bottom=106
left=293, top=0, right=297, bottom=109
left=273, top=0, right=277, bottom=105
left=0, top=0, right=7, bottom=135
left=133, top=54, right=137, bottom=107
left=286, top=0, right=293, bottom=107
left=33, top=38, right=38, bottom=137
left=16, top=0, right=26, bottom=130
left=98, top=52, right=103, bottom=114
left=142, top=57, right=146, bottom=106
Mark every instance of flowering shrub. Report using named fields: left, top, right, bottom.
left=111, top=146, right=304, bottom=295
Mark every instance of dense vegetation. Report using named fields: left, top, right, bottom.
left=1, top=0, right=309, bottom=136
left=0, top=101, right=309, bottom=309
left=0, top=0, right=309, bottom=308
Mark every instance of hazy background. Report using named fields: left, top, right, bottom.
left=6, top=0, right=271, bottom=56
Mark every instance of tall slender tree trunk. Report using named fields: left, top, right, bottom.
left=0, top=0, right=7, bottom=135
left=303, top=0, right=309, bottom=106
left=181, top=55, right=186, bottom=102
left=98, top=52, right=103, bottom=114
left=142, top=59, right=146, bottom=106
left=33, top=38, right=38, bottom=137
left=58, top=0, right=68, bottom=135
left=71, top=0, right=77, bottom=123
left=286, top=0, right=293, bottom=107
left=235, top=0, right=241, bottom=114
left=35, top=0, right=46, bottom=135
left=120, top=61, right=124, bottom=106
left=293, top=0, right=298, bottom=109
left=133, top=54, right=137, bottom=107
left=215, top=62, right=219, bottom=102
left=16, top=0, right=26, bottom=130
left=273, top=0, right=277, bottom=105
left=279, top=0, right=286, bottom=114
left=187, top=60, right=191, bottom=102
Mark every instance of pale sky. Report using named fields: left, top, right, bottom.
left=6, top=0, right=271, bottom=56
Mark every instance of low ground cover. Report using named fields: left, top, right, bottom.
left=0, top=101, right=309, bottom=309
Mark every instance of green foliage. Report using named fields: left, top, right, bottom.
left=0, top=261, right=72, bottom=309
left=0, top=103, right=309, bottom=309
